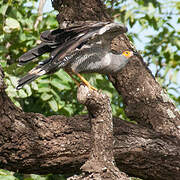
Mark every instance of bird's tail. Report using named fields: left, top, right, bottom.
left=16, top=59, right=53, bottom=90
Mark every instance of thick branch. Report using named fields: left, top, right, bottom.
left=52, top=0, right=111, bottom=23
left=0, top=81, right=180, bottom=179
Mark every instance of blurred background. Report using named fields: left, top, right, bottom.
left=0, top=0, right=180, bottom=179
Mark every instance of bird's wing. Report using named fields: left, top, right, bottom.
left=18, top=28, right=79, bottom=65
left=52, top=22, right=128, bottom=67
left=18, top=29, right=73, bottom=65
left=18, top=22, right=109, bottom=65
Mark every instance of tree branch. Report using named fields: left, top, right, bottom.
left=34, top=0, right=47, bottom=30
left=0, top=72, right=180, bottom=179
left=75, top=85, right=129, bottom=179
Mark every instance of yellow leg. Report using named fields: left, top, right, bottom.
left=66, top=71, right=80, bottom=86
left=75, top=72, right=97, bottom=91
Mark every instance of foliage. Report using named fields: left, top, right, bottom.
left=0, top=0, right=180, bottom=179
left=0, top=169, right=66, bottom=180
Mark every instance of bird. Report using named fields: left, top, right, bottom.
left=16, top=21, right=136, bottom=90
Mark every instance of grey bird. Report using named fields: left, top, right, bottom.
left=16, top=21, right=135, bottom=90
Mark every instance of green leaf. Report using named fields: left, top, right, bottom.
left=0, top=169, right=17, bottom=180
left=18, top=89, right=27, bottom=98
left=4, top=17, right=20, bottom=33
left=31, top=81, right=38, bottom=90
left=61, top=105, right=74, bottom=116
left=48, top=98, right=58, bottom=112
left=0, top=175, right=17, bottom=180
left=38, top=86, right=51, bottom=93
left=0, top=4, right=9, bottom=16
left=30, top=174, right=47, bottom=180
left=9, top=76, right=18, bottom=87
left=23, top=85, right=32, bottom=96
left=55, top=69, right=72, bottom=83
left=171, top=70, right=178, bottom=83
left=0, top=61, right=7, bottom=68
left=50, top=78, right=71, bottom=90
left=41, top=93, right=53, bottom=101
left=6, top=86, right=18, bottom=97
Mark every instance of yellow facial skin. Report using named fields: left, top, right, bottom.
left=122, top=51, right=134, bottom=58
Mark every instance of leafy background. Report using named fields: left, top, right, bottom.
left=0, top=0, right=180, bottom=179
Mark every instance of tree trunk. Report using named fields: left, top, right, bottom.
left=0, top=0, right=180, bottom=179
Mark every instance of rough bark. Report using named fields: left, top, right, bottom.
left=0, top=69, right=180, bottom=179
left=52, top=0, right=111, bottom=23
left=0, top=0, right=180, bottom=180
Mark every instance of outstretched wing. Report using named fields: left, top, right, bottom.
left=18, top=22, right=109, bottom=65
left=18, top=29, right=75, bottom=65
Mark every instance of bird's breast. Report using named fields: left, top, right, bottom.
left=100, top=52, right=129, bottom=73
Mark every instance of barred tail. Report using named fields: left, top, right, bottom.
left=16, top=64, right=49, bottom=90
left=16, top=74, right=41, bottom=90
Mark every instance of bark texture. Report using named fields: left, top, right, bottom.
left=0, top=0, right=180, bottom=180
left=52, top=0, right=111, bottom=23
left=0, top=81, right=180, bottom=179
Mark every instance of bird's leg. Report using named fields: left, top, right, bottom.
left=65, top=71, right=80, bottom=86
left=72, top=71, right=97, bottom=91
left=76, top=73, right=97, bottom=91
